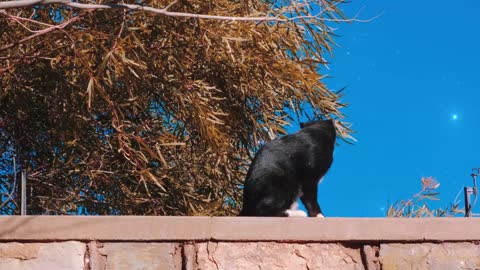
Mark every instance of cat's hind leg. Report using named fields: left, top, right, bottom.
left=285, top=201, right=307, bottom=217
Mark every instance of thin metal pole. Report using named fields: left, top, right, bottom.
left=21, top=170, right=27, bottom=215
left=465, top=186, right=472, bottom=217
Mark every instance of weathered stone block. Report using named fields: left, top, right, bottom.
left=88, top=242, right=182, bottom=270
left=0, top=241, right=85, bottom=270
left=379, top=243, right=480, bottom=270
left=187, top=242, right=364, bottom=270
left=362, top=245, right=381, bottom=270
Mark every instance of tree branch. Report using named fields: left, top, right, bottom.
left=0, top=0, right=288, bottom=22
left=0, top=155, right=18, bottom=210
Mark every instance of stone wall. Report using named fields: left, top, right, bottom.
left=0, top=217, right=479, bottom=270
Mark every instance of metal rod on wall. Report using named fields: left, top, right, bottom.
left=21, top=170, right=26, bottom=215
left=464, top=186, right=472, bottom=217
left=464, top=168, right=479, bottom=217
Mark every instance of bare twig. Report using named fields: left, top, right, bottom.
left=0, top=9, right=55, bottom=28
left=0, top=14, right=82, bottom=52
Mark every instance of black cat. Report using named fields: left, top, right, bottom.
left=240, top=119, right=336, bottom=217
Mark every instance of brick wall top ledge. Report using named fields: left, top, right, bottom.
left=0, top=216, right=478, bottom=242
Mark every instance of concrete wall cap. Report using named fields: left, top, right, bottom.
left=0, top=216, right=479, bottom=242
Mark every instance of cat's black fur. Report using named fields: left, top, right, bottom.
left=239, top=119, right=336, bottom=217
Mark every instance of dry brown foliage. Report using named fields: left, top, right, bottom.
left=387, top=177, right=464, bottom=218
left=0, top=0, right=351, bottom=215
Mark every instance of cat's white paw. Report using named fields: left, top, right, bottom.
left=286, top=209, right=308, bottom=217
left=316, top=213, right=325, bottom=218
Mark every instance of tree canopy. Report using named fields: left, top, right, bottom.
left=0, top=0, right=351, bottom=215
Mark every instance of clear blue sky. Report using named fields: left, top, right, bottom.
left=294, top=0, right=480, bottom=217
